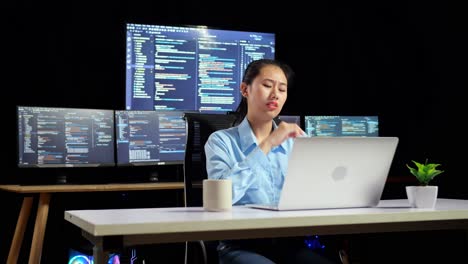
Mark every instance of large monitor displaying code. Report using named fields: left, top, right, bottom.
left=115, top=110, right=186, bottom=165
left=17, top=106, right=115, bottom=167
left=304, top=116, right=379, bottom=137
left=125, top=23, right=275, bottom=113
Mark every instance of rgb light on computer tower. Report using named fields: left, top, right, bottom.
left=68, top=248, right=123, bottom=264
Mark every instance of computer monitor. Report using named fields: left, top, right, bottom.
left=115, top=110, right=186, bottom=181
left=17, top=106, right=115, bottom=183
left=125, top=23, right=276, bottom=113
left=304, top=116, right=379, bottom=137
left=278, top=115, right=302, bottom=127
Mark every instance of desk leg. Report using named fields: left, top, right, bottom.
left=93, top=238, right=106, bottom=264
left=28, top=193, right=51, bottom=264
left=466, top=229, right=468, bottom=253
left=82, top=231, right=106, bottom=264
left=7, top=196, right=33, bottom=264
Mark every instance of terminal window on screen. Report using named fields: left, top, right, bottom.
left=304, top=116, right=379, bottom=137
left=115, top=110, right=186, bottom=165
left=125, top=23, right=276, bottom=113
left=17, top=106, right=115, bottom=167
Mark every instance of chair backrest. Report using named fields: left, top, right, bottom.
left=183, top=112, right=239, bottom=207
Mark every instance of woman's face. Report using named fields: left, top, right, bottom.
left=242, top=65, right=288, bottom=121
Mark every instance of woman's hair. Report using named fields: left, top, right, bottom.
left=234, top=59, right=294, bottom=124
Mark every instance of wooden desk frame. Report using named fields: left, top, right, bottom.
left=0, top=182, right=184, bottom=264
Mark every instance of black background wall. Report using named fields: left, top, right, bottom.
left=4, top=1, right=466, bottom=193
left=1, top=1, right=467, bottom=263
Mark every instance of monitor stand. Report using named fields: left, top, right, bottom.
left=56, top=174, right=68, bottom=184
left=148, top=171, right=159, bottom=182
left=54, top=169, right=69, bottom=184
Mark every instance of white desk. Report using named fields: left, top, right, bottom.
left=65, top=199, right=468, bottom=264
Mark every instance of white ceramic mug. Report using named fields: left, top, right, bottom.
left=203, top=179, right=232, bottom=211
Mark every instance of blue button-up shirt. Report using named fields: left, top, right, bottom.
left=204, top=117, right=294, bottom=206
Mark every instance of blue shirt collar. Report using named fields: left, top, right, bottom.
left=238, top=117, right=287, bottom=152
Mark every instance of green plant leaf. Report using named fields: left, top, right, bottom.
left=406, top=159, right=444, bottom=186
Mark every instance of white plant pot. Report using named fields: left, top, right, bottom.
left=406, top=186, right=438, bottom=208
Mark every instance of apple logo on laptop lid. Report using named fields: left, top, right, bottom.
left=331, top=166, right=347, bottom=181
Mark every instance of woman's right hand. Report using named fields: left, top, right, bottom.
left=259, top=122, right=305, bottom=154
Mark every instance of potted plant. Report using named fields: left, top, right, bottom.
left=406, top=159, right=444, bottom=208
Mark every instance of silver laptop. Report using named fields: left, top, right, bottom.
left=248, top=137, right=399, bottom=211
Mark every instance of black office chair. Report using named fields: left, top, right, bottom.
left=183, top=112, right=239, bottom=264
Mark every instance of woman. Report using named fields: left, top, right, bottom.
left=205, top=59, right=338, bottom=264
